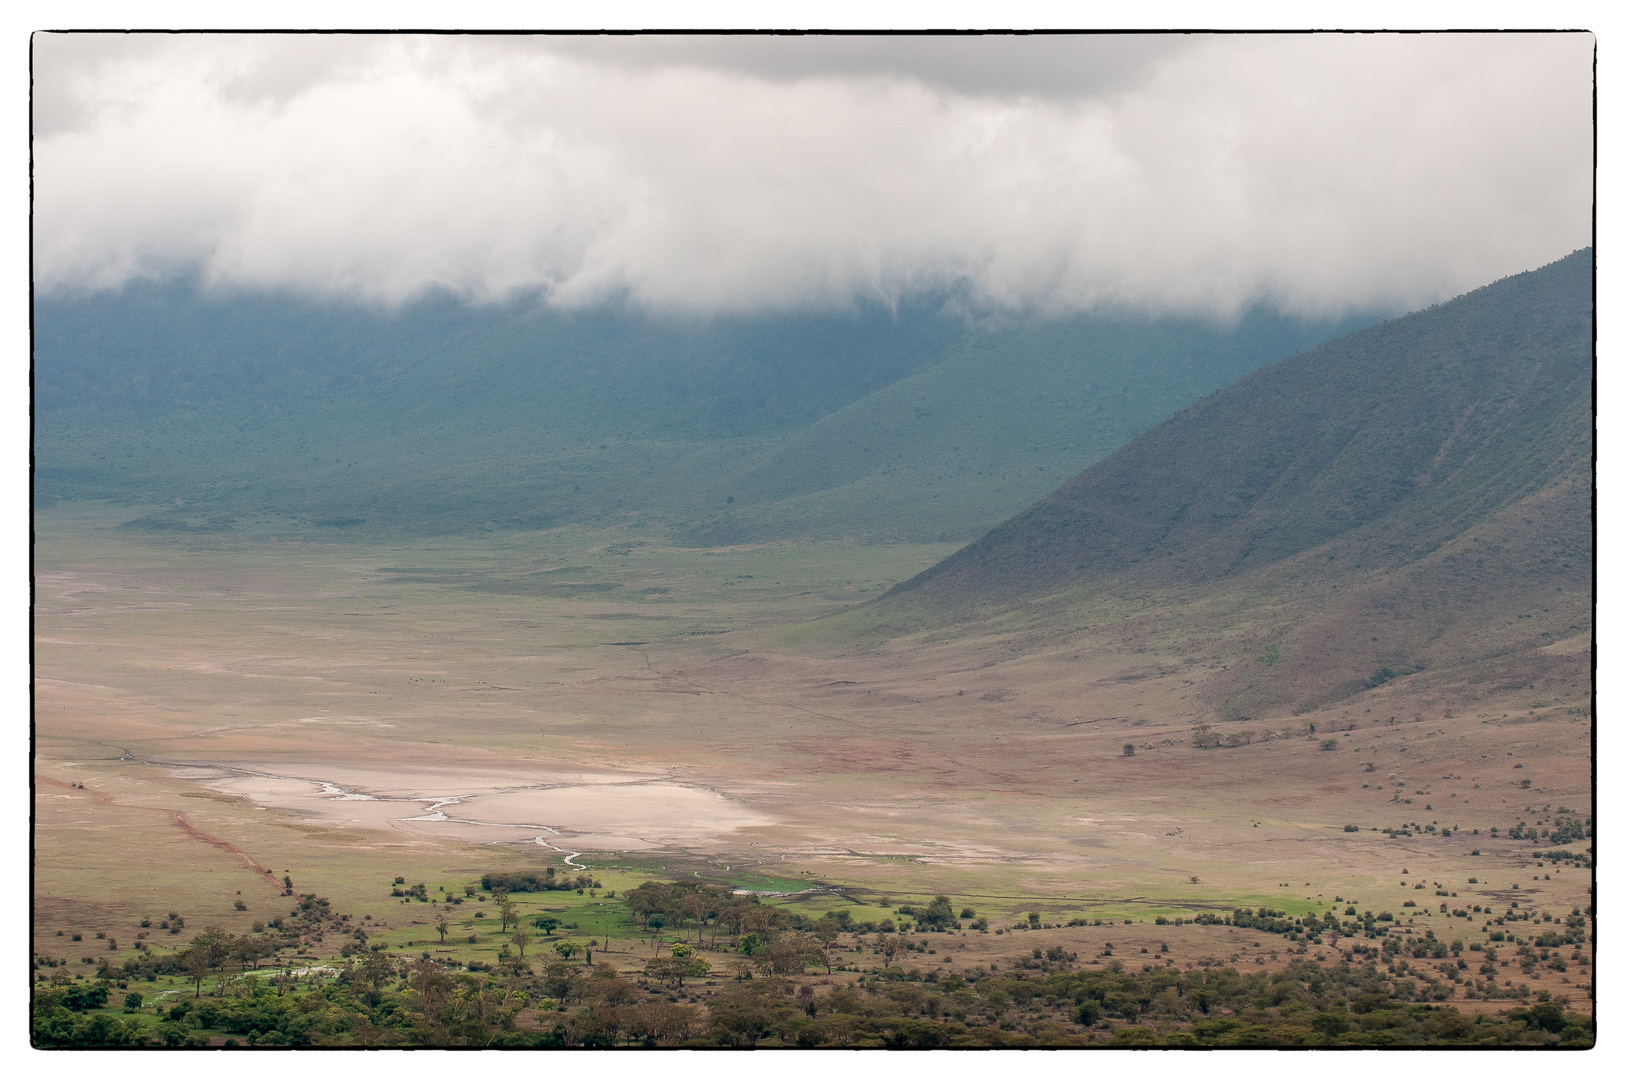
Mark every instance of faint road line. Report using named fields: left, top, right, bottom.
left=37, top=775, right=282, bottom=890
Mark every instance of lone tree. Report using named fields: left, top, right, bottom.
left=435, top=916, right=450, bottom=944
left=553, top=940, right=580, bottom=962
left=1123, top=744, right=1136, bottom=757
left=497, top=892, right=517, bottom=933
left=531, top=914, right=560, bottom=936
left=511, top=923, right=531, bottom=960
left=182, top=949, right=211, bottom=999
left=181, top=927, right=232, bottom=998
left=920, top=896, right=957, bottom=930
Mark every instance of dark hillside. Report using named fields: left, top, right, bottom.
left=894, top=249, right=1592, bottom=603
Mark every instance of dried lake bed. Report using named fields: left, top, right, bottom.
left=159, top=761, right=776, bottom=853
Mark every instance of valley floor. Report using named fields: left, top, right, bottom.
left=32, top=504, right=1594, bottom=1046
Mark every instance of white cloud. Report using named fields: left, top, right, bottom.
left=32, top=33, right=1594, bottom=317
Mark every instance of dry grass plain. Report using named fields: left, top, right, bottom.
left=33, top=501, right=1593, bottom=1004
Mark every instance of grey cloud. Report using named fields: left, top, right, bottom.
left=33, top=34, right=382, bottom=138
left=535, top=33, right=1195, bottom=99
left=32, top=33, right=1594, bottom=319
left=32, top=32, right=156, bottom=137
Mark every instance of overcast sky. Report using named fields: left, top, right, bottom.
left=32, top=32, right=1594, bottom=319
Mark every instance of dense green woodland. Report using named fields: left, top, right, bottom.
left=33, top=882, right=1594, bottom=1048
left=30, top=958, right=1595, bottom=1048
left=34, top=282, right=1368, bottom=543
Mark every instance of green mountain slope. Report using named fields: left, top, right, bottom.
left=681, top=311, right=1354, bottom=544
left=896, top=249, right=1592, bottom=598
left=35, top=286, right=1364, bottom=542
left=876, top=249, right=1592, bottom=718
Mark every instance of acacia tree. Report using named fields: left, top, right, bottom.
left=511, top=923, right=531, bottom=960
left=181, top=927, right=232, bottom=997
left=761, top=932, right=825, bottom=976
left=405, top=958, right=457, bottom=1044
left=182, top=948, right=212, bottom=999
left=691, top=895, right=710, bottom=943
left=231, top=934, right=272, bottom=974
left=645, top=944, right=708, bottom=986
left=708, top=979, right=796, bottom=1047
left=627, top=998, right=696, bottom=1047
left=355, top=951, right=397, bottom=1006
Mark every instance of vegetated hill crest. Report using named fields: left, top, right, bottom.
left=878, top=248, right=1592, bottom=720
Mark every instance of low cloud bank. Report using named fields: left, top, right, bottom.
left=34, top=34, right=1592, bottom=319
